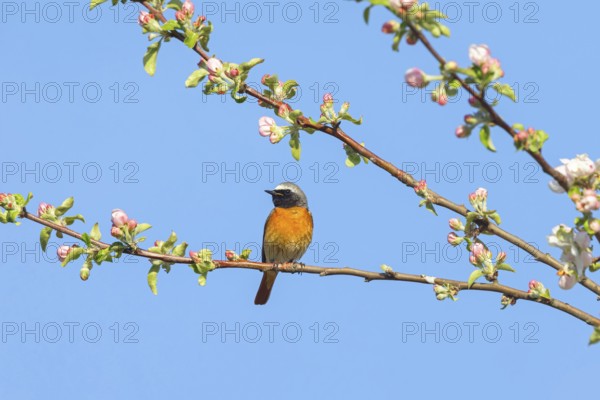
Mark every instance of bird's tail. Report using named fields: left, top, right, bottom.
left=254, top=271, right=278, bottom=305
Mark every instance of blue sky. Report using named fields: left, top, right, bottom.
left=1, top=1, right=599, bottom=398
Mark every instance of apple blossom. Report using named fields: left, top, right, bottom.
left=57, top=245, right=72, bottom=262
left=38, top=202, right=54, bottom=217
left=258, top=116, right=276, bottom=137
left=469, top=44, right=491, bottom=66
left=111, top=209, right=129, bottom=227
left=138, top=11, right=154, bottom=25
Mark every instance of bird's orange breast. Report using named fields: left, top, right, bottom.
left=263, top=207, right=313, bottom=263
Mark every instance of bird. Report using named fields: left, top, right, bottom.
left=254, top=182, right=313, bottom=305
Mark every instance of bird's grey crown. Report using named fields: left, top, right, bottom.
left=269, top=182, right=308, bottom=208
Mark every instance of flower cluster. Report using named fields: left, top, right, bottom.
left=512, top=126, right=549, bottom=153
left=433, top=283, right=458, bottom=301
left=548, top=154, right=599, bottom=193
left=468, top=44, right=504, bottom=81
left=547, top=224, right=593, bottom=281
left=527, top=280, right=550, bottom=300
left=110, top=209, right=137, bottom=239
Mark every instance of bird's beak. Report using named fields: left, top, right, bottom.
left=265, top=190, right=283, bottom=196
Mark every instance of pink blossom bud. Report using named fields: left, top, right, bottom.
left=390, top=0, right=417, bottom=9
left=447, top=232, right=463, bottom=246
left=175, top=10, right=185, bottom=21
left=381, top=21, right=398, bottom=34
left=469, top=254, right=478, bottom=266
left=449, top=218, right=464, bottom=231
left=496, top=251, right=507, bottom=264
left=323, top=93, right=334, bottom=103
left=261, top=74, right=271, bottom=85
left=590, top=219, right=600, bottom=233
left=558, top=274, right=576, bottom=290
left=470, top=242, right=486, bottom=259
left=455, top=125, right=469, bottom=138
left=38, top=202, right=54, bottom=217
left=405, top=68, right=427, bottom=88
left=258, top=116, right=275, bottom=137
left=514, top=130, right=528, bottom=144
left=189, top=251, right=198, bottom=262
left=227, top=68, right=239, bottom=78
left=0, top=193, right=7, bottom=204
left=138, top=11, right=154, bottom=25
left=464, top=114, right=477, bottom=125
left=111, top=209, right=129, bottom=227
left=225, top=250, right=236, bottom=261
left=182, top=0, right=195, bottom=16
left=432, top=89, right=448, bottom=106
left=414, top=180, right=427, bottom=195
left=204, top=58, right=223, bottom=75
left=127, top=219, right=138, bottom=231
left=111, top=225, right=122, bottom=238
left=406, top=34, right=418, bottom=45
left=468, top=96, right=479, bottom=107
left=278, top=104, right=291, bottom=118
left=57, top=245, right=71, bottom=262
left=475, top=187, right=487, bottom=200
left=154, top=240, right=164, bottom=247
left=528, top=280, right=538, bottom=290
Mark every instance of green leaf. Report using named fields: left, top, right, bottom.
left=164, top=231, right=178, bottom=250
left=240, top=249, right=252, bottom=260
left=185, top=69, right=209, bottom=88
left=479, top=125, right=496, bottom=152
left=467, top=269, right=484, bottom=288
left=165, top=0, right=183, bottom=10
left=161, top=20, right=181, bottom=31
left=81, top=233, right=92, bottom=247
left=198, top=274, right=207, bottom=286
left=23, top=192, right=33, bottom=206
left=492, top=82, right=516, bottom=102
left=488, top=211, right=501, bottom=225
left=134, top=223, right=152, bottom=236
left=55, top=197, right=74, bottom=217
left=148, top=264, right=160, bottom=295
left=590, top=328, right=600, bottom=345
left=90, top=223, right=101, bottom=241
left=183, top=29, right=200, bottom=48
left=289, top=132, right=301, bottom=161
left=363, top=5, right=373, bottom=24
left=424, top=201, right=438, bottom=216
left=496, top=263, right=515, bottom=272
left=172, top=242, right=188, bottom=257
left=63, top=214, right=85, bottom=225
left=239, top=58, right=264, bottom=72
left=90, top=0, right=108, bottom=10
left=40, top=227, right=52, bottom=252
left=143, top=41, right=161, bottom=76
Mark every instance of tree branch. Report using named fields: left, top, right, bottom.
left=403, top=19, right=569, bottom=191
left=128, top=0, right=600, bottom=297
left=18, top=210, right=600, bottom=327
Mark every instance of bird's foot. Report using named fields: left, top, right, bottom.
left=291, top=262, right=305, bottom=273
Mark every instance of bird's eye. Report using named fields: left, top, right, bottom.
left=281, top=189, right=292, bottom=195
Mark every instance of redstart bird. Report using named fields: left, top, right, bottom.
left=254, top=182, right=313, bottom=305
